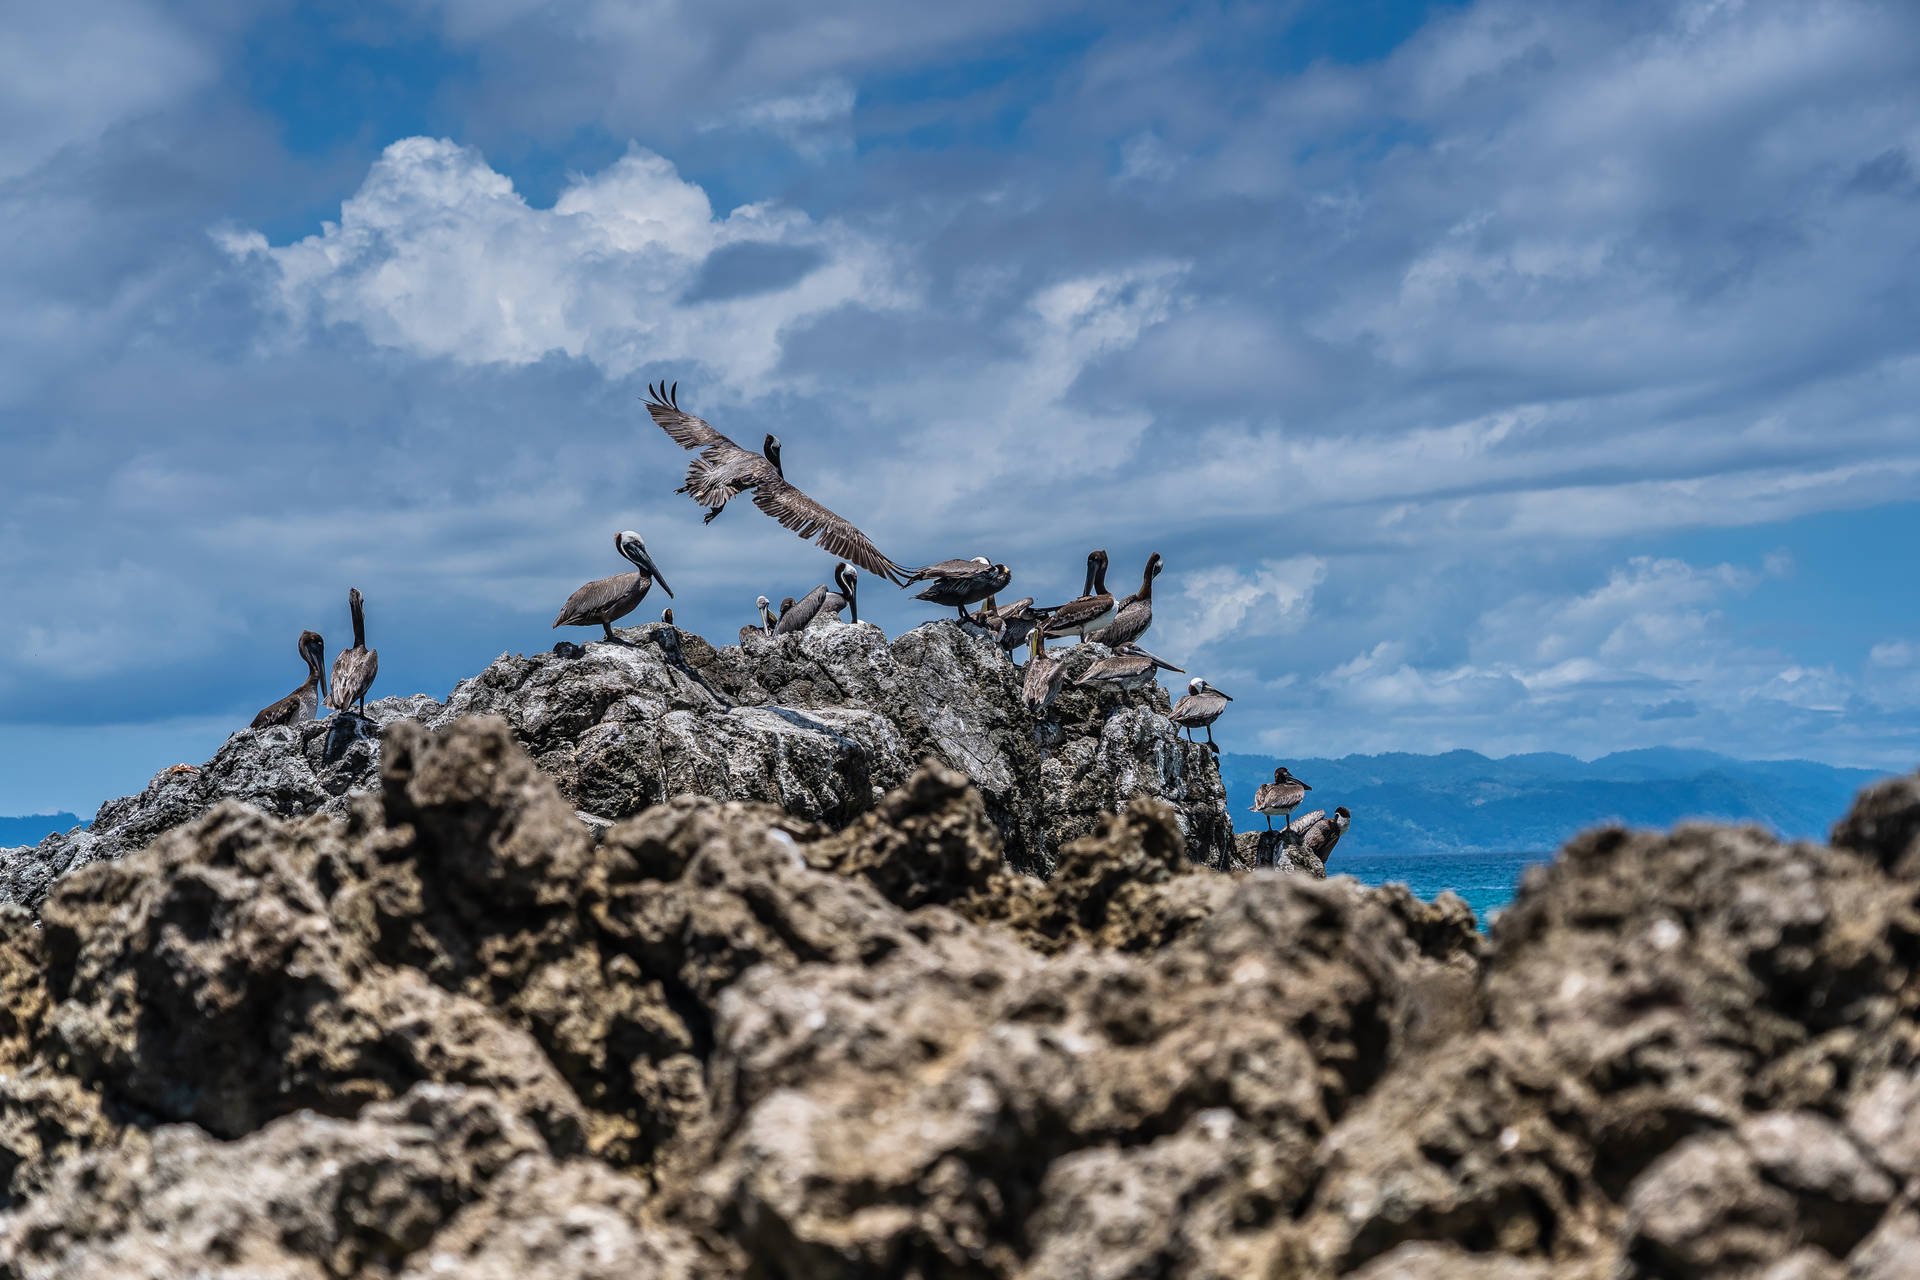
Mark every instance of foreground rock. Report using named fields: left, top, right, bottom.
left=0, top=716, right=1913, bottom=1277
left=1, top=621, right=1228, bottom=910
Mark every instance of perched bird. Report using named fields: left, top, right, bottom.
left=904, top=557, right=1012, bottom=619
left=1042, top=550, right=1115, bottom=641
left=661, top=607, right=674, bottom=626
left=251, top=630, right=327, bottom=729
left=775, top=562, right=858, bottom=635
left=1020, top=628, right=1066, bottom=726
left=643, top=383, right=911, bottom=584
left=553, top=530, right=674, bottom=643
left=1088, top=552, right=1162, bottom=648
left=325, top=588, right=379, bottom=717
left=979, top=596, right=1050, bottom=659
left=779, top=597, right=797, bottom=624
left=1292, top=807, right=1351, bottom=863
left=1251, top=766, right=1313, bottom=832
left=1074, top=643, right=1185, bottom=691
left=1168, top=678, right=1232, bottom=752
left=756, top=595, right=778, bottom=634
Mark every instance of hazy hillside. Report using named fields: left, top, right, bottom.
left=0, top=814, right=81, bottom=847
left=1218, top=749, right=1892, bottom=857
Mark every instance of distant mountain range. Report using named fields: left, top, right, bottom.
left=1216, top=748, right=1892, bottom=857
left=2, top=747, right=1896, bottom=860
left=0, top=813, right=82, bottom=848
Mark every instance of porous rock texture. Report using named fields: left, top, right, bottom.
left=0, top=620, right=1230, bottom=911
left=0, top=709, right=1913, bottom=1278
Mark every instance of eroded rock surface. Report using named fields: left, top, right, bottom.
left=0, top=713, right=1915, bottom=1278
left=2, top=621, right=1228, bottom=909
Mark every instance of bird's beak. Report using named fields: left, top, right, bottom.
left=1219, top=690, right=1234, bottom=701
left=636, top=549, right=673, bottom=598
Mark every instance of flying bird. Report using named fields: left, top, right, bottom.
left=325, top=588, right=379, bottom=717
left=1074, top=643, right=1186, bottom=692
left=643, top=382, right=911, bottom=584
left=1251, top=766, right=1312, bottom=832
left=553, top=530, right=674, bottom=643
left=1291, top=806, right=1351, bottom=863
left=251, top=630, right=327, bottom=729
left=775, top=561, right=859, bottom=635
left=904, top=557, right=1012, bottom=619
left=1042, top=550, right=1115, bottom=641
left=1088, top=553, right=1162, bottom=648
left=1168, top=678, right=1232, bottom=752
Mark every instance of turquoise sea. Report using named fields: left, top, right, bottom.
left=1332, top=851, right=1551, bottom=923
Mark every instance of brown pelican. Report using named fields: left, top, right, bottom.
left=1074, top=643, right=1185, bottom=691
left=553, top=530, right=674, bottom=643
left=251, top=630, right=327, bottom=729
left=1168, top=678, right=1232, bottom=752
left=979, top=595, right=1050, bottom=659
left=904, top=557, right=1012, bottom=619
left=1251, top=766, right=1312, bottom=832
left=1088, top=553, right=1162, bottom=648
left=643, top=383, right=911, bottom=584
left=1292, top=807, right=1351, bottom=862
left=775, top=562, right=857, bottom=635
left=661, top=607, right=674, bottom=626
left=1020, top=628, right=1065, bottom=726
left=1042, top=550, right=1115, bottom=641
left=756, top=595, right=778, bottom=634
left=324, top=588, right=379, bottom=716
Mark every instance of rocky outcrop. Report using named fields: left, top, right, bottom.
left=0, top=713, right=1912, bottom=1277
left=1, top=620, right=1229, bottom=911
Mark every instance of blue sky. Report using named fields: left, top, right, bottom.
left=4, top=0, right=1919, bottom=816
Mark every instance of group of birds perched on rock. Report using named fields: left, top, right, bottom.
left=1244, top=764, right=1351, bottom=864
left=248, top=383, right=1350, bottom=855
left=250, top=589, right=378, bottom=729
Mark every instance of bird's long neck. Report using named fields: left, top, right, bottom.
left=1137, top=564, right=1154, bottom=601
left=350, top=598, right=366, bottom=649
left=1081, top=561, right=1095, bottom=596
left=302, top=648, right=322, bottom=688
left=1093, top=560, right=1109, bottom=594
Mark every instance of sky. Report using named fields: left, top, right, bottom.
left=3, top=0, right=1919, bottom=817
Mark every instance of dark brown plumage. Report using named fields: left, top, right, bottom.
left=644, top=383, right=911, bottom=584
left=775, top=562, right=858, bottom=635
left=325, top=588, right=379, bottom=716
left=1292, top=807, right=1350, bottom=862
left=1042, top=550, right=1115, bottom=640
left=251, top=630, right=327, bottom=729
left=977, top=595, right=1050, bottom=659
left=554, top=530, right=673, bottom=643
left=905, top=557, right=1012, bottom=618
left=1088, top=552, right=1162, bottom=648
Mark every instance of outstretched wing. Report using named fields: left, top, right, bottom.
left=642, top=382, right=735, bottom=453
left=905, top=558, right=993, bottom=583
left=751, top=475, right=912, bottom=585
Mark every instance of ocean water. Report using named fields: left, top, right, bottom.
left=1331, top=851, right=1551, bottom=924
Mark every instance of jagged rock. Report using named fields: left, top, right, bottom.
left=2, top=621, right=1229, bottom=909
left=0, top=710, right=1915, bottom=1279
left=0, top=695, right=436, bottom=912
left=1235, top=827, right=1328, bottom=875
left=0, top=1085, right=595, bottom=1279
